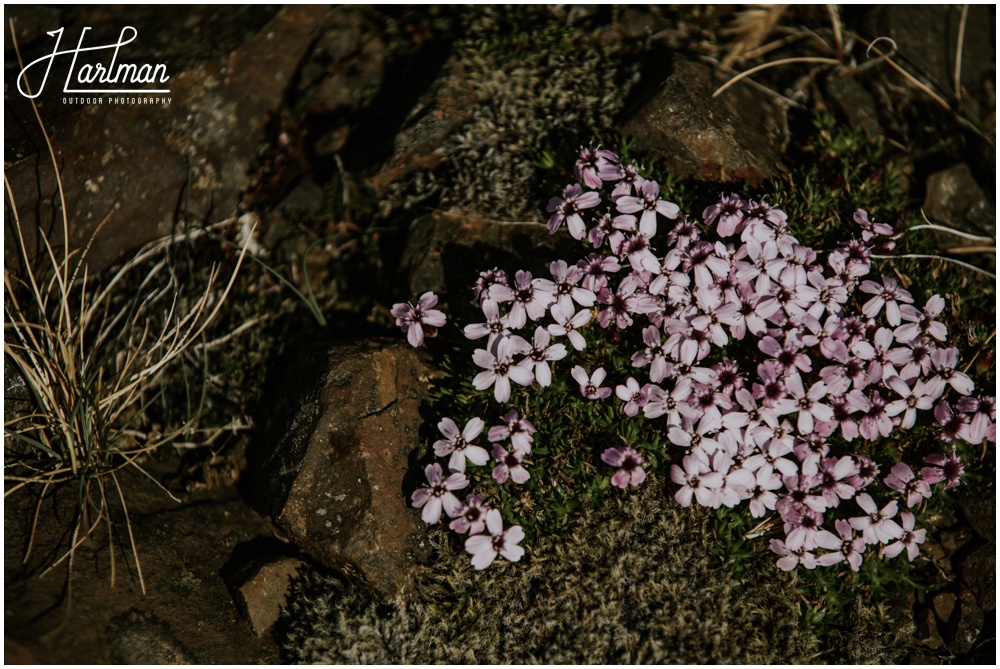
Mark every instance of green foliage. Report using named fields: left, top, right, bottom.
left=709, top=507, right=759, bottom=581
left=431, top=300, right=698, bottom=542
left=768, top=111, right=909, bottom=248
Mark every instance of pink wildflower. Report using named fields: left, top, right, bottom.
left=391, top=291, right=447, bottom=347
left=432, top=417, right=490, bottom=473
left=487, top=410, right=537, bottom=455
left=615, top=377, right=650, bottom=417
left=449, top=494, right=490, bottom=535
left=920, top=451, right=964, bottom=489
left=770, top=538, right=818, bottom=571
left=849, top=493, right=903, bottom=545
left=601, top=447, right=647, bottom=489
left=472, top=335, right=534, bottom=403
left=410, top=463, right=468, bottom=524
left=546, top=183, right=601, bottom=240
left=615, top=178, right=679, bottom=237
left=571, top=365, right=612, bottom=400
left=815, top=519, right=865, bottom=571
left=883, top=462, right=931, bottom=508
left=491, top=444, right=530, bottom=484
left=880, top=511, right=926, bottom=561
left=465, top=509, right=525, bottom=569
left=671, top=453, right=723, bottom=508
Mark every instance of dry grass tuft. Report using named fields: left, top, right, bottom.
left=720, top=4, right=788, bottom=68
left=4, top=186, right=254, bottom=594
left=4, top=20, right=254, bottom=597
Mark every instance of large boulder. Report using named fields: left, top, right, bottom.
left=246, top=340, right=433, bottom=604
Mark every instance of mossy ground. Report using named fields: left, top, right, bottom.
left=279, top=482, right=824, bottom=664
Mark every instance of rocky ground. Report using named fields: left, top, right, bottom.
left=4, top=5, right=995, bottom=664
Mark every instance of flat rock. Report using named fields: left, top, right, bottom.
left=225, top=556, right=304, bottom=636
left=247, top=340, right=433, bottom=604
left=621, top=58, right=787, bottom=186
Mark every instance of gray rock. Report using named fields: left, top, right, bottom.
left=226, top=556, right=304, bottom=636
left=949, top=587, right=984, bottom=655
left=247, top=340, right=432, bottom=604
left=621, top=58, right=787, bottom=186
left=298, top=8, right=387, bottom=118
left=296, top=7, right=390, bottom=159
left=922, top=163, right=995, bottom=238
left=825, top=73, right=882, bottom=139
left=932, top=591, right=957, bottom=623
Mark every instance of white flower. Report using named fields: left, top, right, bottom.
left=464, top=509, right=525, bottom=569
left=410, top=463, right=468, bottom=524
left=432, top=417, right=489, bottom=473
left=571, top=365, right=612, bottom=400
left=472, top=335, right=533, bottom=403
left=516, top=327, right=567, bottom=387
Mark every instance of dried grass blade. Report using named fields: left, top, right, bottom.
left=713, top=57, right=841, bottom=98
left=110, top=471, right=146, bottom=594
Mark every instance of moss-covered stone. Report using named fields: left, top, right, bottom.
left=378, top=6, right=643, bottom=220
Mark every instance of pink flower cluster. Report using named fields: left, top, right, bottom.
left=404, top=145, right=994, bottom=571
left=410, top=411, right=534, bottom=569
